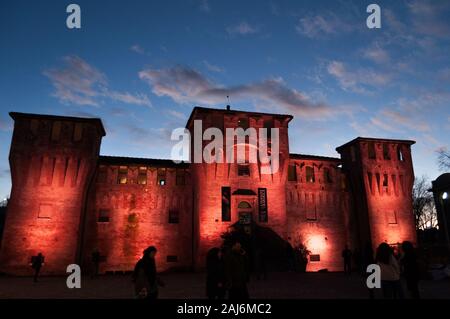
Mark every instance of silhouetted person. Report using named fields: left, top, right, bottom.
left=286, top=241, right=295, bottom=272
left=401, top=241, right=420, bottom=299
left=91, top=248, right=100, bottom=278
left=132, top=246, right=163, bottom=299
left=31, top=253, right=44, bottom=282
left=206, top=247, right=226, bottom=299
left=225, top=240, right=250, bottom=300
left=342, top=245, right=352, bottom=275
left=254, top=245, right=267, bottom=280
left=376, top=243, right=403, bottom=299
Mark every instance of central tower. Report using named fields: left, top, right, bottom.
left=186, top=107, right=292, bottom=268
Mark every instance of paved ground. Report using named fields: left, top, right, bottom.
left=1, top=272, right=449, bottom=299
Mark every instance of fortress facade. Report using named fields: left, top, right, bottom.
left=0, top=107, right=417, bottom=274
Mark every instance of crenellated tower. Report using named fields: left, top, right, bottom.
left=0, top=113, right=105, bottom=274
left=336, top=137, right=417, bottom=250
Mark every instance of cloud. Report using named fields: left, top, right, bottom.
left=295, top=13, right=353, bottom=38
left=130, top=44, right=145, bottom=55
left=226, top=22, right=259, bottom=36
left=138, top=65, right=342, bottom=119
left=203, top=60, right=224, bottom=73
left=407, top=0, right=450, bottom=38
left=167, top=110, right=187, bottom=120
left=199, top=0, right=210, bottom=13
left=362, top=44, right=390, bottom=64
left=44, top=55, right=152, bottom=107
left=0, top=169, right=10, bottom=179
left=327, top=60, right=391, bottom=94
left=0, top=118, right=12, bottom=132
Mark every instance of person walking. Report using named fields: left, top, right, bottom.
left=376, top=243, right=403, bottom=299
left=31, top=252, right=44, bottom=282
left=206, top=247, right=226, bottom=299
left=132, top=246, right=163, bottom=299
left=401, top=241, right=420, bottom=299
left=342, top=245, right=352, bottom=275
left=225, top=240, right=250, bottom=300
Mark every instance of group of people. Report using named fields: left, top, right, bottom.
left=132, top=240, right=250, bottom=300
left=342, top=241, right=421, bottom=299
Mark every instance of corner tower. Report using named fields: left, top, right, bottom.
left=336, top=137, right=417, bottom=249
left=0, top=113, right=105, bottom=275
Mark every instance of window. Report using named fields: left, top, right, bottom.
left=397, top=146, right=404, bottom=162
left=350, top=146, right=356, bottom=162
left=97, top=165, right=107, bottom=183
left=310, top=254, right=320, bottom=262
left=238, top=201, right=252, bottom=209
left=98, top=209, right=110, bottom=223
left=38, top=204, right=52, bottom=219
left=368, top=142, right=376, bottom=159
left=387, top=210, right=397, bottom=224
left=30, top=119, right=39, bottom=136
left=73, top=123, right=83, bottom=142
left=221, top=187, right=231, bottom=222
left=157, top=168, right=166, bottom=186
left=51, top=121, right=62, bottom=142
left=288, top=164, right=297, bottom=181
left=306, top=166, right=315, bottom=183
left=383, top=174, right=388, bottom=187
left=169, top=209, right=179, bottom=224
left=238, top=118, right=249, bottom=129
left=238, top=164, right=250, bottom=176
left=176, top=169, right=186, bottom=186
left=117, top=166, right=128, bottom=184
left=137, top=167, right=147, bottom=185
left=323, top=168, right=332, bottom=183
left=264, top=119, right=273, bottom=139
left=383, top=144, right=391, bottom=160
left=167, top=255, right=178, bottom=262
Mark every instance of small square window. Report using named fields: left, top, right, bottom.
left=310, top=254, right=320, bottom=262
left=38, top=204, right=52, bottom=219
left=118, top=166, right=128, bottom=184
left=73, top=123, right=84, bottom=142
left=157, top=168, right=166, bottom=186
left=98, top=209, right=110, bottom=223
left=169, top=209, right=179, bottom=223
left=306, top=166, right=315, bottom=183
left=137, top=167, right=147, bottom=185
left=238, top=164, right=250, bottom=176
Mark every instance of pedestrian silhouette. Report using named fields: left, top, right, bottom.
left=376, top=243, right=404, bottom=299
left=401, top=241, right=420, bottom=299
left=31, top=252, right=44, bottom=282
left=342, top=245, right=352, bottom=275
left=206, top=247, right=226, bottom=299
left=225, top=240, right=250, bottom=300
left=132, top=246, right=163, bottom=299
left=91, top=248, right=100, bottom=278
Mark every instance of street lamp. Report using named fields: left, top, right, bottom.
left=443, top=192, right=448, bottom=200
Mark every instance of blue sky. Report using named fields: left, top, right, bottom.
left=1, top=0, right=450, bottom=198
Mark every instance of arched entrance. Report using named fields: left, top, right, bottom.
left=237, top=201, right=252, bottom=225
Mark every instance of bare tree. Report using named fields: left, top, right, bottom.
left=437, top=147, right=450, bottom=171
left=413, top=176, right=438, bottom=230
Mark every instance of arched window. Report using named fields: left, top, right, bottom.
left=238, top=201, right=252, bottom=209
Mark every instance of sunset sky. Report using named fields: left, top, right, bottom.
left=1, top=0, right=449, bottom=198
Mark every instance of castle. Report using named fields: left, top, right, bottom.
left=0, top=107, right=417, bottom=274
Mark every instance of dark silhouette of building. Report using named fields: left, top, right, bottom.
left=0, top=107, right=417, bottom=275
left=431, top=173, right=450, bottom=247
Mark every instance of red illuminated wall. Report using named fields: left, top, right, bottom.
left=286, top=155, right=354, bottom=271
left=81, top=157, right=193, bottom=273
left=0, top=109, right=418, bottom=275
